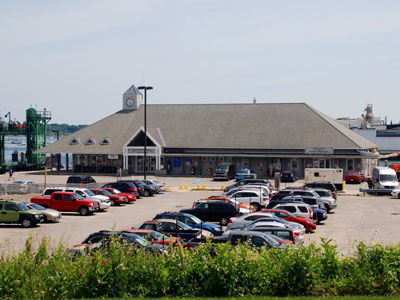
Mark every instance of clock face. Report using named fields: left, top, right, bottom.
left=126, top=98, right=134, bottom=107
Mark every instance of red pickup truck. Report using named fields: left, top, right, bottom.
left=31, top=192, right=99, bottom=216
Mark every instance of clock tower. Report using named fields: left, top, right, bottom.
left=123, top=85, right=143, bottom=110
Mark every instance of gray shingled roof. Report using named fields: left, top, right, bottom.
left=36, top=103, right=376, bottom=154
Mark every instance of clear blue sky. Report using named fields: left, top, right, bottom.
left=1, top=0, right=400, bottom=125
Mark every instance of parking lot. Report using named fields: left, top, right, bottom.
left=1, top=171, right=400, bottom=256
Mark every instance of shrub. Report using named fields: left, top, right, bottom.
left=0, top=237, right=399, bottom=299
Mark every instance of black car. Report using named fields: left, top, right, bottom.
left=180, top=199, right=240, bottom=226
left=118, top=180, right=154, bottom=197
left=304, top=182, right=338, bottom=199
left=67, top=175, right=96, bottom=184
left=101, top=182, right=139, bottom=198
left=76, top=230, right=165, bottom=253
left=280, top=171, right=297, bottom=182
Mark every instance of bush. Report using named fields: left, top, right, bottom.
left=0, top=237, right=399, bottom=299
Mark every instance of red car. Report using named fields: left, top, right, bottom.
left=101, top=187, right=136, bottom=203
left=90, top=189, right=127, bottom=206
left=262, top=208, right=316, bottom=232
left=345, top=171, right=364, bottom=184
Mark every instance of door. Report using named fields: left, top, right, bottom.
left=63, top=194, right=78, bottom=211
left=2, top=203, right=20, bottom=222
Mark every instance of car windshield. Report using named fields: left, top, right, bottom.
left=18, top=202, right=30, bottom=211
left=84, top=189, right=95, bottom=196
left=74, top=193, right=84, bottom=200
left=150, top=231, right=166, bottom=240
left=13, top=181, right=25, bottom=184
left=177, top=221, right=193, bottom=230
left=237, top=169, right=248, bottom=173
left=28, top=203, right=45, bottom=210
left=216, top=166, right=228, bottom=172
left=101, top=190, right=112, bottom=195
left=380, top=174, right=398, bottom=182
left=348, top=171, right=359, bottom=175
left=263, top=234, right=280, bottom=247
left=127, top=234, right=150, bottom=247
left=152, top=180, right=161, bottom=185
left=112, top=189, right=122, bottom=193
left=189, top=215, right=202, bottom=224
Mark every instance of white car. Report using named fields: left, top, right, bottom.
left=391, top=187, right=400, bottom=199
left=226, top=189, right=268, bottom=211
left=273, top=203, right=313, bottom=219
left=227, top=212, right=275, bottom=229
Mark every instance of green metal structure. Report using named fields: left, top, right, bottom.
left=0, top=108, right=51, bottom=172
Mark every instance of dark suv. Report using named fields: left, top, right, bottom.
left=180, top=200, right=240, bottom=226
left=67, top=175, right=96, bottom=184
left=304, top=182, right=337, bottom=199
left=118, top=180, right=155, bottom=197
left=101, top=182, right=139, bottom=198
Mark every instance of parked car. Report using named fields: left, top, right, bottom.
left=221, top=230, right=287, bottom=249
left=227, top=212, right=282, bottom=229
left=101, top=187, right=136, bottom=202
left=249, top=226, right=303, bottom=244
left=70, top=230, right=166, bottom=255
left=180, top=199, right=240, bottom=226
left=311, top=188, right=337, bottom=212
left=42, top=187, right=110, bottom=211
left=101, top=182, right=139, bottom=198
left=345, top=171, right=364, bottom=184
left=304, top=181, right=338, bottom=199
left=262, top=209, right=316, bottom=232
left=126, top=229, right=180, bottom=245
left=139, top=219, right=204, bottom=240
left=226, top=189, right=268, bottom=211
left=7, top=181, right=41, bottom=194
left=90, top=189, right=127, bottom=206
left=31, top=192, right=99, bottom=216
left=23, top=202, right=61, bottom=223
left=0, top=199, right=43, bottom=228
left=272, top=203, right=313, bottom=219
left=391, top=187, right=400, bottom=199
left=153, top=212, right=224, bottom=236
left=235, top=169, right=257, bottom=181
left=142, top=179, right=166, bottom=193
left=230, top=217, right=305, bottom=235
left=66, top=175, right=96, bottom=184
left=280, top=171, right=297, bottom=183
left=139, top=180, right=159, bottom=195
left=118, top=180, right=154, bottom=197
left=225, top=185, right=271, bottom=200
left=200, top=196, right=255, bottom=215
left=213, top=163, right=236, bottom=181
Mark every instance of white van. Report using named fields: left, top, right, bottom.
left=372, top=167, right=399, bottom=190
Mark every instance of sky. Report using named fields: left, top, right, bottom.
left=1, top=0, right=400, bottom=125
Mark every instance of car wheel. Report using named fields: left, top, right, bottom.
left=144, top=190, right=150, bottom=197
left=21, top=217, right=33, bottom=228
left=220, top=217, right=228, bottom=226
left=251, top=202, right=261, bottom=211
left=79, top=207, right=89, bottom=216
left=398, top=194, right=400, bottom=199
left=110, top=200, right=115, bottom=206
left=42, top=215, right=48, bottom=223
left=324, top=204, right=331, bottom=213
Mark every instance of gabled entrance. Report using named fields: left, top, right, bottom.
left=123, top=127, right=162, bottom=174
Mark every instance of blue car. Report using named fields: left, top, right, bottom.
left=235, top=169, right=257, bottom=181
left=313, top=208, right=328, bottom=224
left=153, top=212, right=224, bottom=236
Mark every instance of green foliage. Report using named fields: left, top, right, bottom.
left=0, top=237, right=400, bottom=299
left=47, top=123, right=87, bottom=136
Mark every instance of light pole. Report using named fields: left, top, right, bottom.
left=137, top=86, right=153, bottom=179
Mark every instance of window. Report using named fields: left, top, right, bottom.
left=0, top=204, right=2, bottom=209
left=64, top=194, right=74, bottom=201
left=85, top=137, right=96, bottom=145
left=281, top=206, right=296, bottom=213
left=163, top=222, right=177, bottom=231
left=5, top=204, right=18, bottom=211
left=299, top=206, right=308, bottom=213
left=69, top=137, right=80, bottom=145
left=251, top=236, right=266, bottom=247
left=100, top=137, right=111, bottom=145
left=196, top=203, right=209, bottom=210
left=53, top=193, right=62, bottom=200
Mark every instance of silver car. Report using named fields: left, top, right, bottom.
left=24, top=202, right=62, bottom=222
left=146, top=179, right=167, bottom=193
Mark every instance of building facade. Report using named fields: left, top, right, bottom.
left=37, top=85, right=378, bottom=178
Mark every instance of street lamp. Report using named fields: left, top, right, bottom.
left=137, top=86, right=153, bottom=179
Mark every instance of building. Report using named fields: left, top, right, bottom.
left=36, top=85, right=378, bottom=178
